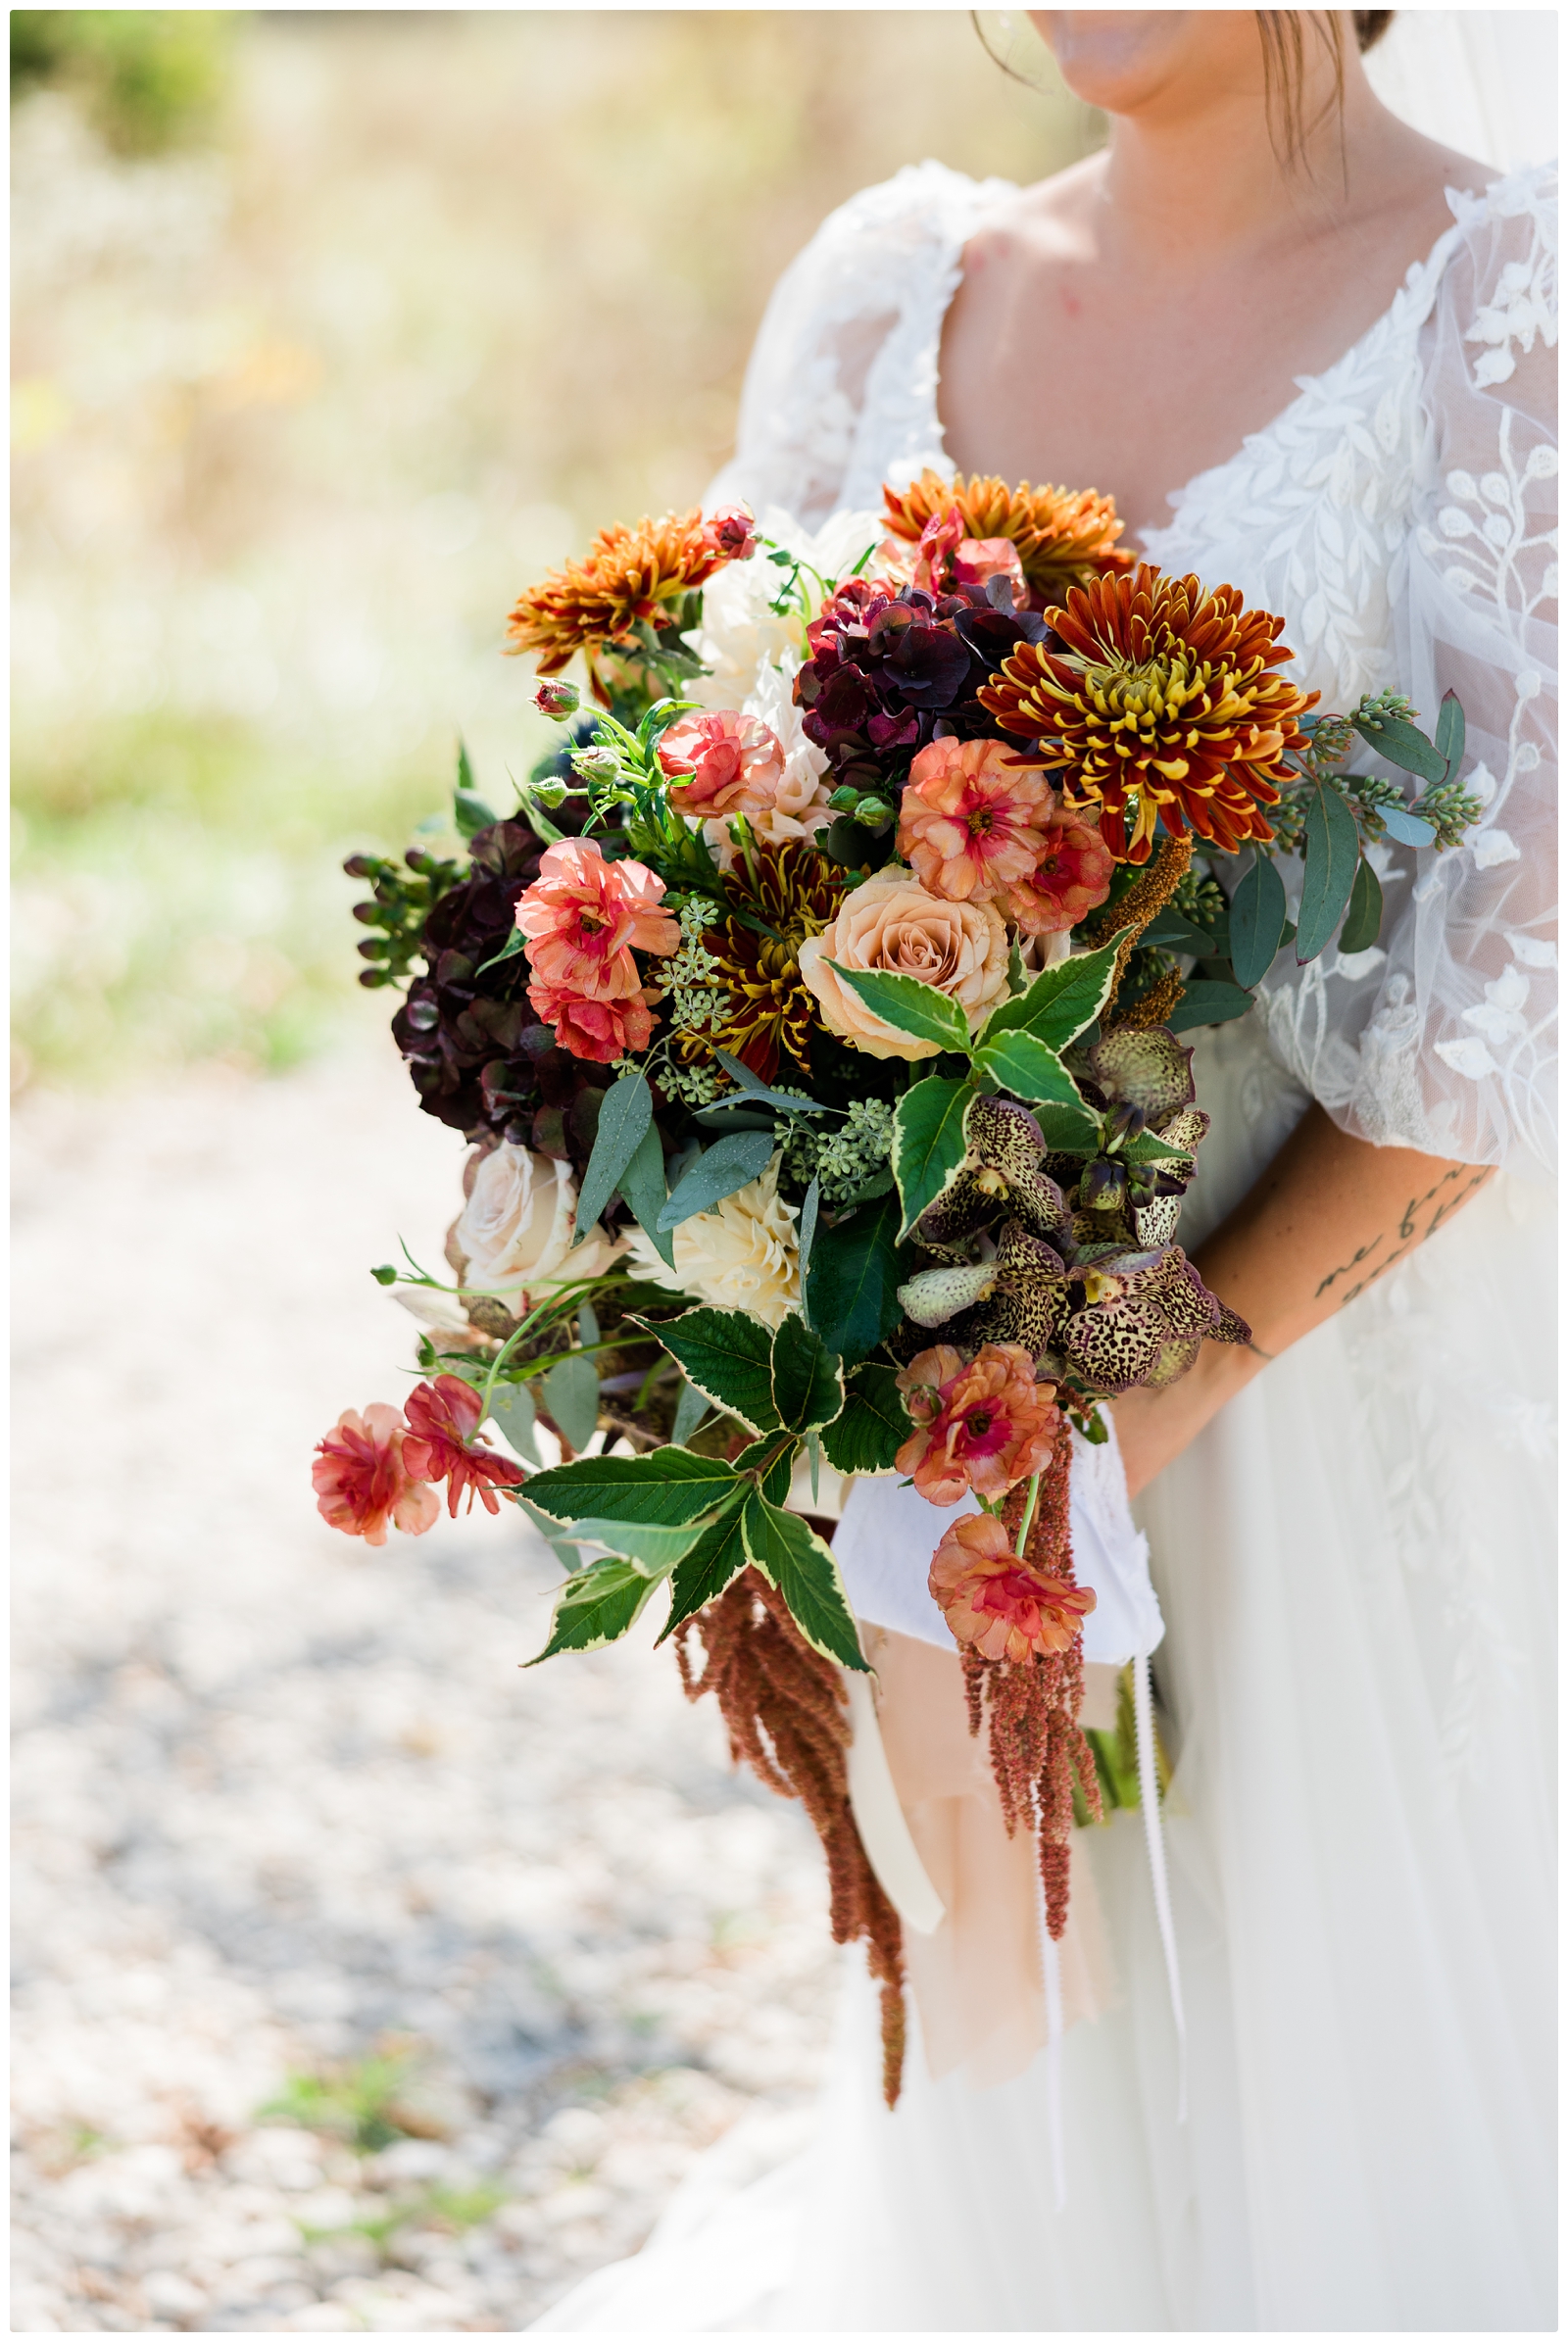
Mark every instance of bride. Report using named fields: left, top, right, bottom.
left=538, top=12, right=1556, bottom=2329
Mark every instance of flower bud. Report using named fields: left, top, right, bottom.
left=703, top=504, right=758, bottom=561
left=571, top=744, right=622, bottom=786
left=534, top=678, right=580, bottom=720
left=1080, top=1157, right=1127, bottom=1213
left=896, top=1264, right=999, bottom=1329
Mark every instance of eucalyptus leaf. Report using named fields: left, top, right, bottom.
left=671, top=1378, right=710, bottom=1447
left=1339, top=854, right=1385, bottom=954
left=1228, top=849, right=1289, bottom=989
left=658, top=1131, right=776, bottom=1231
left=487, top=1381, right=541, bottom=1466
left=797, top=1176, right=820, bottom=1328
left=1434, top=688, right=1465, bottom=780
left=541, top=1351, right=600, bottom=1452
left=574, top=1072, right=653, bottom=1238
left=1379, top=805, right=1437, bottom=850
left=1349, top=710, right=1448, bottom=784
left=616, top=1119, right=675, bottom=1269
left=1297, top=778, right=1363, bottom=962
left=1165, top=980, right=1255, bottom=1032
left=825, top=964, right=972, bottom=1053
left=710, top=1049, right=829, bottom=1115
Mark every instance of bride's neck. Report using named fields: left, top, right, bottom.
left=1095, top=61, right=1395, bottom=271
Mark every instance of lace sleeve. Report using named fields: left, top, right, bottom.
left=1260, top=168, right=1558, bottom=1181
left=706, top=161, right=1010, bottom=530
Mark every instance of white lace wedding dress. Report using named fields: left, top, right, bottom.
left=536, top=152, right=1557, bottom=2334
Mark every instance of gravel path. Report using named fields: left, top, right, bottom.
left=11, top=1045, right=835, bottom=2332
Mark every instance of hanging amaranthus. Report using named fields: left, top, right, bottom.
left=958, top=1418, right=1102, bottom=1939
left=674, top=1568, right=907, bottom=2107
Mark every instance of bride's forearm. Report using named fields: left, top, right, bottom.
left=1112, top=1104, right=1494, bottom=1497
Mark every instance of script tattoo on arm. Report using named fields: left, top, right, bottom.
left=1324, top=1164, right=1494, bottom=1309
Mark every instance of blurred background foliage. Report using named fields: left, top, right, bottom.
left=12, top=11, right=1101, bottom=1093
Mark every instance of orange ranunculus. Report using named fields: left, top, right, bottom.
left=883, top=469, right=1132, bottom=604
left=928, top=1512, right=1096, bottom=1665
left=527, top=977, right=660, bottom=1065
left=505, top=506, right=752, bottom=675
left=514, top=838, right=678, bottom=1003
left=897, top=737, right=1055, bottom=907
left=313, top=1404, right=440, bottom=1546
left=657, top=709, right=785, bottom=820
left=980, top=565, right=1318, bottom=865
left=896, top=1342, right=1060, bottom=1507
left=999, top=799, right=1115, bottom=936
left=401, top=1375, right=530, bottom=1517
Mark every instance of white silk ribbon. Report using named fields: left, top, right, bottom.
left=1135, top=1649, right=1189, bottom=2123
left=844, top=1669, right=946, bottom=1937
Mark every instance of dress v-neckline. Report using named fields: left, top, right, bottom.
left=927, top=182, right=1480, bottom=554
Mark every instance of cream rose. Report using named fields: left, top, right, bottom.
left=622, top=1154, right=799, bottom=1329
left=454, top=1144, right=621, bottom=1304
left=796, top=867, right=1009, bottom=1061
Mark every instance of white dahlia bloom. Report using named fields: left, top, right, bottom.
left=624, top=1154, right=800, bottom=1328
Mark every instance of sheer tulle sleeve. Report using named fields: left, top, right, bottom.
left=707, top=162, right=1007, bottom=529
left=1260, top=170, right=1558, bottom=1180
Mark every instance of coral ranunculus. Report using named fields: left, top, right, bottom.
left=527, top=978, right=660, bottom=1064
left=657, top=708, right=786, bottom=820
left=980, top=565, right=1317, bottom=864
left=897, top=737, right=1054, bottom=907
left=313, top=1404, right=439, bottom=1546
left=895, top=1342, right=1060, bottom=1507
left=401, top=1375, right=529, bottom=1516
left=515, top=838, right=678, bottom=1002
left=928, top=1512, right=1096, bottom=1665
left=1000, top=798, right=1115, bottom=935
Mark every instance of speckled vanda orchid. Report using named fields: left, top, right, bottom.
left=896, top=1078, right=1249, bottom=1396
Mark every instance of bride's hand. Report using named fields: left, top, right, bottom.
left=1110, top=1104, right=1494, bottom=1499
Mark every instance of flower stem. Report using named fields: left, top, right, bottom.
left=1014, top=1470, right=1042, bottom=1557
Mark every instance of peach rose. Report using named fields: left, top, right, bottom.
left=454, top=1143, right=622, bottom=1306
left=796, top=867, right=1008, bottom=1061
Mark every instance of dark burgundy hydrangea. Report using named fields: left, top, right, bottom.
left=794, top=574, right=1049, bottom=794
left=391, top=816, right=610, bottom=1169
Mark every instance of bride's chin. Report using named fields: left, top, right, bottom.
left=1026, top=10, right=1253, bottom=118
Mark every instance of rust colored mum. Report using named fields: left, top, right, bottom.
left=883, top=468, right=1132, bottom=604
left=506, top=507, right=749, bottom=675
left=401, top=1375, right=528, bottom=1517
left=929, top=1511, right=1095, bottom=1665
left=688, top=839, right=846, bottom=1083
left=895, top=1342, right=1060, bottom=1507
left=981, top=564, right=1318, bottom=865
left=313, top=1404, right=439, bottom=1546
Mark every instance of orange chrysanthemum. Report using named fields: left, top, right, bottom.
left=506, top=509, right=744, bottom=676
left=882, top=469, right=1132, bottom=603
left=979, top=564, right=1318, bottom=864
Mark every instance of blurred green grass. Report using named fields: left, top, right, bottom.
left=11, top=11, right=1099, bottom=1094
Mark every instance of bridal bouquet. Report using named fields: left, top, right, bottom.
left=317, top=473, right=1477, bottom=2097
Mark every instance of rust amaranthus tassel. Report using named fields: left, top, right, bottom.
left=674, top=1568, right=907, bottom=2106
left=961, top=1416, right=1102, bottom=1940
